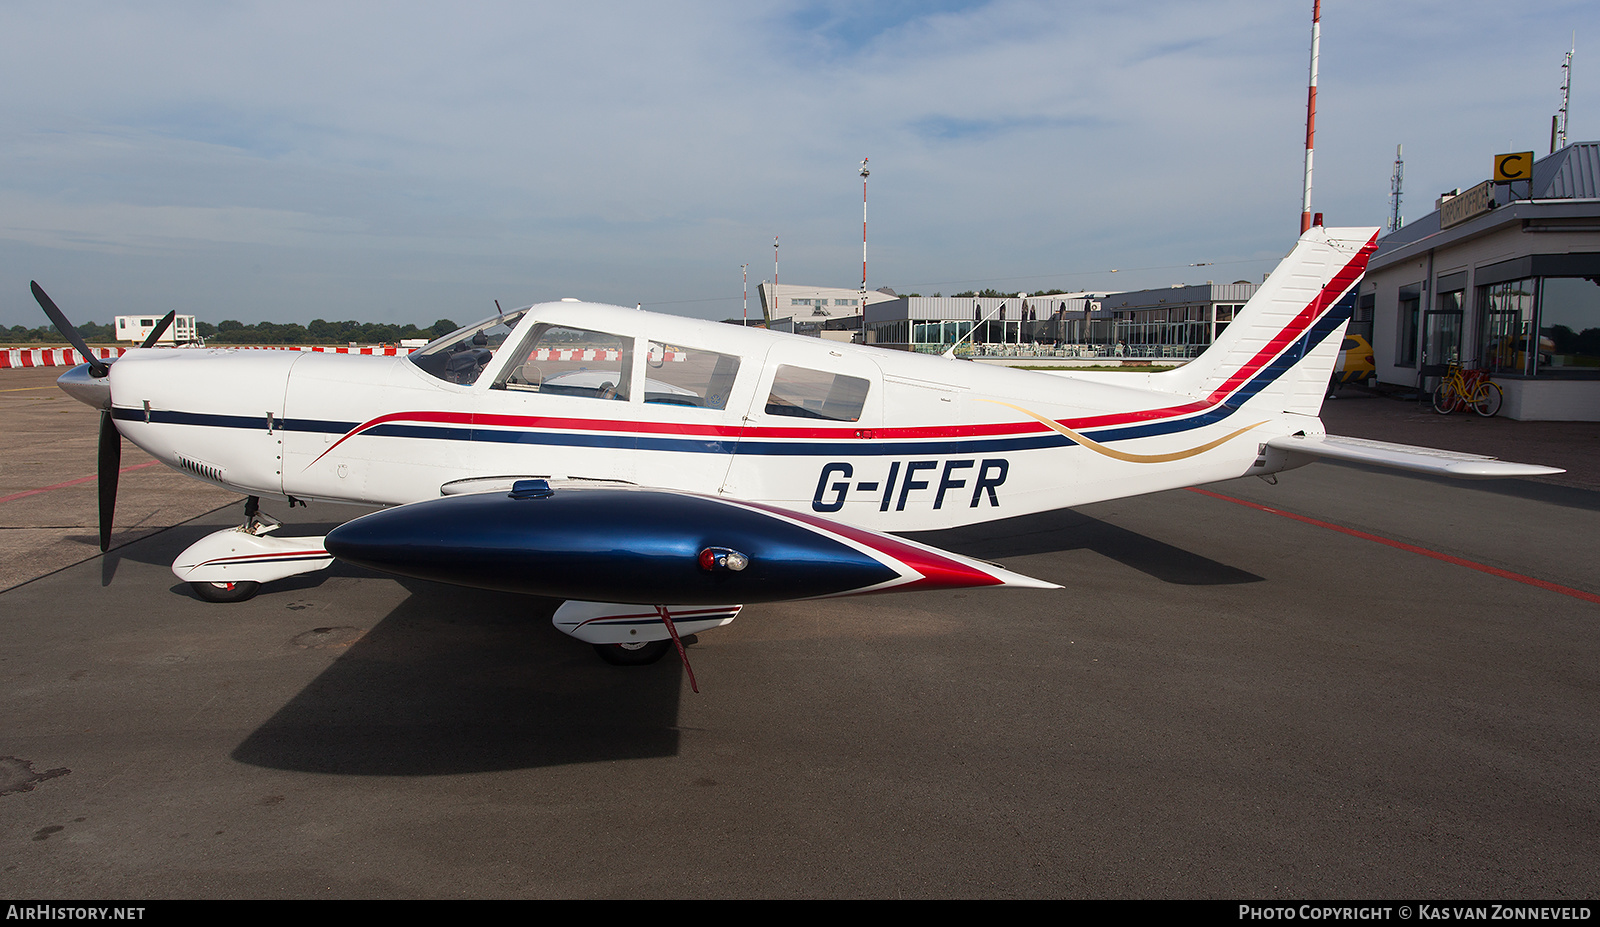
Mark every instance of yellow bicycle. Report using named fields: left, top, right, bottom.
left=1431, top=362, right=1503, bottom=417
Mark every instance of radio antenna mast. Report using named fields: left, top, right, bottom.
left=859, top=157, right=870, bottom=304
left=1556, top=36, right=1574, bottom=152
left=1388, top=144, right=1404, bottom=232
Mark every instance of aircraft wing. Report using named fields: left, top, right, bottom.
left=324, top=480, right=1059, bottom=604
left=1266, top=434, right=1566, bottom=480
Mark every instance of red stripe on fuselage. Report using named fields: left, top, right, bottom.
left=313, top=235, right=1375, bottom=456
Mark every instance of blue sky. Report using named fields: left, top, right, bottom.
left=0, top=1, right=1590, bottom=329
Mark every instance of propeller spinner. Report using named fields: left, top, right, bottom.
left=30, top=282, right=174, bottom=552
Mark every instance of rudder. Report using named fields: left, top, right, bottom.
left=1163, top=226, right=1378, bottom=418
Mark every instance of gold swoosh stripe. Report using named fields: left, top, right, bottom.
left=981, top=399, right=1265, bottom=464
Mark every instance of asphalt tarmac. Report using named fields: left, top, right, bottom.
left=2, top=366, right=1597, bottom=899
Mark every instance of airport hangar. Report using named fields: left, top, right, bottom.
left=1361, top=140, right=1600, bottom=421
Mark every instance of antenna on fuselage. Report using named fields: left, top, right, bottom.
left=495, top=299, right=503, bottom=318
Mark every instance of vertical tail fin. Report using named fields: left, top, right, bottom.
left=1163, top=226, right=1378, bottom=417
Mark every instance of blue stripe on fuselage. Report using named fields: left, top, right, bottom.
left=113, top=306, right=1347, bottom=457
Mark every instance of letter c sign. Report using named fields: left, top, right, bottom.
left=1494, top=151, right=1534, bottom=183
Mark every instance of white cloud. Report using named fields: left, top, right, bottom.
left=0, top=192, right=369, bottom=252
left=1, top=1, right=1593, bottom=326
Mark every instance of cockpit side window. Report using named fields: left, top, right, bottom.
left=643, top=342, right=741, bottom=410
left=764, top=365, right=870, bottom=421
left=494, top=324, right=634, bottom=401
left=408, top=310, right=527, bottom=385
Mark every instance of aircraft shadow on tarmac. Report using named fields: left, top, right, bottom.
left=1332, top=460, right=1600, bottom=512
left=127, top=508, right=1256, bottom=776
left=81, top=515, right=683, bottom=775
left=229, top=576, right=691, bottom=775
left=909, top=506, right=1264, bottom=586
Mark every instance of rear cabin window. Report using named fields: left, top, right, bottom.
left=497, top=325, right=634, bottom=400
left=764, top=365, right=870, bottom=422
left=644, top=341, right=741, bottom=410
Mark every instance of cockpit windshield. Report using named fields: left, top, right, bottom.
left=408, top=309, right=528, bottom=385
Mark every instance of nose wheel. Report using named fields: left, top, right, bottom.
left=190, top=580, right=261, bottom=603
left=172, top=496, right=332, bottom=603
left=592, top=639, right=672, bottom=666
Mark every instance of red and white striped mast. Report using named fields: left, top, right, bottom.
left=859, top=157, right=870, bottom=304
left=1300, top=1, right=1321, bottom=233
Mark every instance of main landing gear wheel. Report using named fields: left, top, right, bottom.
left=190, top=580, right=261, bottom=603
left=592, top=639, right=672, bottom=666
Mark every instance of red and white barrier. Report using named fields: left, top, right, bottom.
left=231, top=345, right=411, bottom=356
left=0, top=347, right=127, bottom=369
left=523, top=349, right=684, bottom=362
left=529, top=348, right=623, bottom=362
left=1, top=344, right=412, bottom=369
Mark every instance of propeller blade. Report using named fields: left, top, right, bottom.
left=31, top=281, right=109, bottom=378
left=32, top=282, right=123, bottom=551
left=139, top=310, right=176, bottom=348
left=97, top=410, right=120, bottom=552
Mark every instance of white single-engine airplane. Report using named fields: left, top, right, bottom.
left=35, top=225, right=1562, bottom=682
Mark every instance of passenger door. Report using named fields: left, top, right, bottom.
left=723, top=341, right=883, bottom=508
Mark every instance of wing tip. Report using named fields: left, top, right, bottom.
left=1272, top=433, right=1567, bottom=480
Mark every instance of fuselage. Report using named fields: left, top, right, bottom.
left=103, top=301, right=1314, bottom=532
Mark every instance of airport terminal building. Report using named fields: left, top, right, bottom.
left=861, top=294, right=1100, bottom=355
left=756, top=283, right=897, bottom=338
left=1364, top=141, right=1600, bottom=420
left=758, top=279, right=1257, bottom=357
left=1097, top=283, right=1258, bottom=358
left=854, top=284, right=1257, bottom=358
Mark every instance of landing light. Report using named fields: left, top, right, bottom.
left=698, top=547, right=750, bottom=572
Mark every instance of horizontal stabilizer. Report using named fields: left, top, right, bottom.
left=1266, top=434, right=1566, bottom=480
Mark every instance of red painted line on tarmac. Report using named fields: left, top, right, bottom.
left=1188, top=487, right=1600, bottom=606
left=0, top=462, right=160, bottom=505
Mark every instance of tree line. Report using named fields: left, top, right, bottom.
left=4, top=318, right=460, bottom=345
